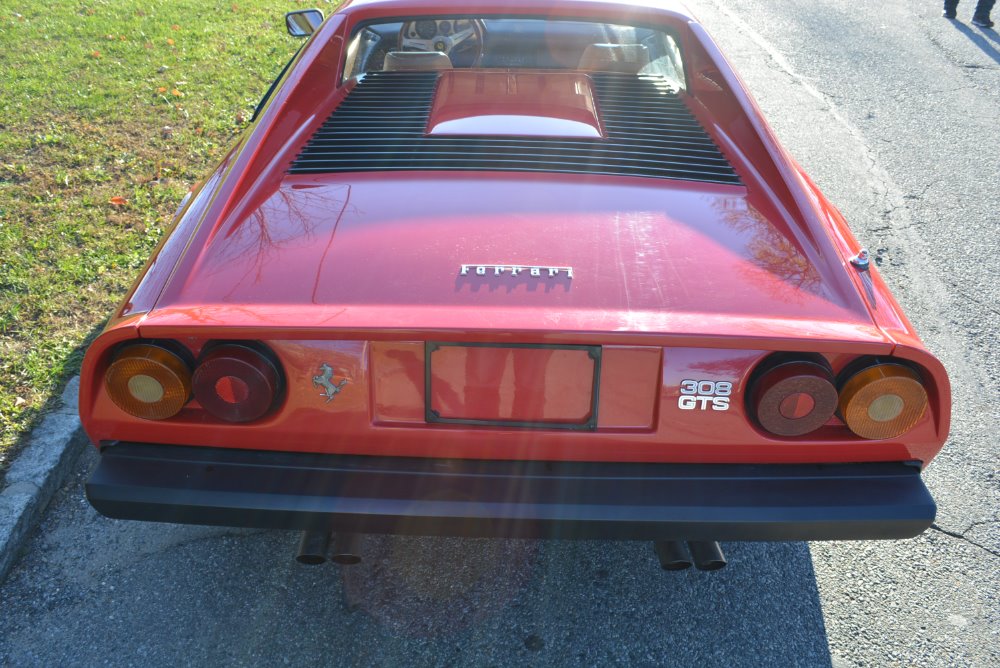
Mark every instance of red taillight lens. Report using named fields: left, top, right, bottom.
left=192, top=344, right=281, bottom=422
left=839, top=362, right=928, bottom=439
left=751, top=358, right=838, bottom=436
left=105, top=343, right=192, bottom=420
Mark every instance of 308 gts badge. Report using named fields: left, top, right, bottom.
left=313, top=363, right=348, bottom=403
left=678, top=379, right=732, bottom=411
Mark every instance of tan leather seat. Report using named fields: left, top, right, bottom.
left=577, top=44, right=650, bottom=74
left=383, top=51, right=453, bottom=71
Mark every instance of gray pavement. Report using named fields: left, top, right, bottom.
left=0, top=378, right=85, bottom=584
left=1, top=1, right=998, bottom=666
left=685, top=1, right=1000, bottom=665
left=1, top=446, right=832, bottom=667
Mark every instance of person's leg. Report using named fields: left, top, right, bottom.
left=973, top=0, right=995, bottom=19
left=972, top=0, right=995, bottom=26
left=944, top=0, right=959, bottom=19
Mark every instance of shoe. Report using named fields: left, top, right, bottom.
left=943, top=9, right=957, bottom=18
left=971, top=16, right=995, bottom=28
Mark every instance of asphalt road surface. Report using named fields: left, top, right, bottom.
left=2, top=2, right=998, bottom=666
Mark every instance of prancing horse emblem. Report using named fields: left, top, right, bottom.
left=313, top=363, right=348, bottom=403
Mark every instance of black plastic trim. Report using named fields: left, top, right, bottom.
left=252, top=45, right=303, bottom=122
left=86, top=442, right=936, bottom=541
left=289, top=72, right=742, bottom=185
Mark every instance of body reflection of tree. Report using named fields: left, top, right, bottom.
left=196, top=184, right=354, bottom=302
left=710, top=198, right=822, bottom=301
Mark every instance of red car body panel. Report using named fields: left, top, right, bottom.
left=152, top=174, right=869, bottom=329
left=80, top=0, right=949, bottom=544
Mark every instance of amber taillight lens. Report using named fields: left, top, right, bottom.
left=192, top=344, right=281, bottom=422
left=751, top=358, right=838, bottom=436
left=839, top=362, right=928, bottom=440
left=105, top=343, right=192, bottom=420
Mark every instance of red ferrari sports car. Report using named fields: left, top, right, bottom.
left=81, top=0, right=950, bottom=571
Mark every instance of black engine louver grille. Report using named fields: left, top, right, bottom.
left=289, top=72, right=740, bottom=185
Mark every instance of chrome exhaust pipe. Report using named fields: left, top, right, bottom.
left=687, top=541, right=726, bottom=571
left=295, top=530, right=331, bottom=565
left=653, top=541, right=692, bottom=571
left=329, top=533, right=362, bottom=565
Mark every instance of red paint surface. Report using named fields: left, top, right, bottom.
left=371, top=341, right=425, bottom=423
left=78, top=0, right=950, bottom=468
left=80, top=340, right=948, bottom=464
left=148, top=174, right=877, bottom=341
left=596, top=346, right=661, bottom=429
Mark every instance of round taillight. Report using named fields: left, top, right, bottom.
left=105, top=343, right=192, bottom=420
left=751, top=359, right=838, bottom=436
left=192, top=344, right=281, bottom=422
left=839, top=362, right=928, bottom=439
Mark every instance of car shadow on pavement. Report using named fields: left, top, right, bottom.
left=334, top=534, right=834, bottom=667
left=950, top=21, right=1000, bottom=65
left=0, top=446, right=834, bottom=668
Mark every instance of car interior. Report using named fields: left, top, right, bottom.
left=342, top=18, right=686, bottom=88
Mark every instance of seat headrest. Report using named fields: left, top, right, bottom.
left=578, top=44, right=650, bottom=74
left=383, top=51, right=453, bottom=72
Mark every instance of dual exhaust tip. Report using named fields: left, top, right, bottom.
left=653, top=540, right=727, bottom=571
left=296, top=530, right=362, bottom=566
left=297, top=531, right=726, bottom=572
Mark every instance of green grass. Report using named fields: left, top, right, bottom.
left=0, top=1, right=337, bottom=468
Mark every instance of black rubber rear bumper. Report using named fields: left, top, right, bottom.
left=85, top=443, right=936, bottom=541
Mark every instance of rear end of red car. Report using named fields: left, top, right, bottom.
left=81, top=320, right=948, bottom=547
left=79, top=0, right=950, bottom=570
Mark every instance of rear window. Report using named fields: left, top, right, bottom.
left=343, top=18, right=685, bottom=88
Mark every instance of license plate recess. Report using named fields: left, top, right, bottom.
left=425, top=342, right=601, bottom=430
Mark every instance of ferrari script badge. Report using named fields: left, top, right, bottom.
left=313, top=363, right=348, bottom=403
left=460, top=264, right=573, bottom=279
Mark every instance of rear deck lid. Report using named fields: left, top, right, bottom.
left=148, top=172, right=882, bottom=345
